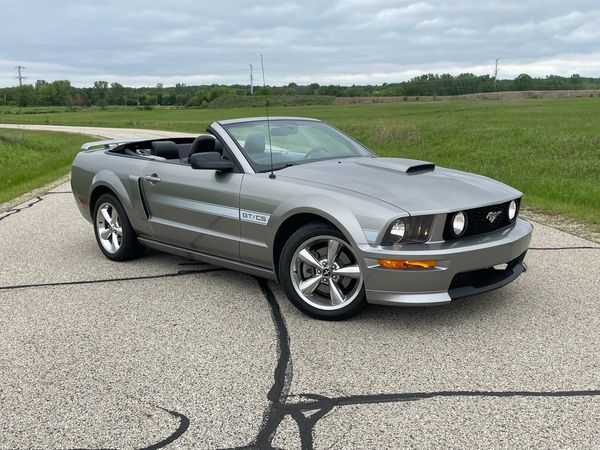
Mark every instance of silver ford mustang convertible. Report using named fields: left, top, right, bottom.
left=71, top=117, right=533, bottom=319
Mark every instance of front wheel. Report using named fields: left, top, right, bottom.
left=278, top=222, right=367, bottom=320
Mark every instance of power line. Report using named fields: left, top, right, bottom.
left=15, top=65, right=27, bottom=87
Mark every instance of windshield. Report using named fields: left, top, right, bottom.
left=222, top=119, right=374, bottom=172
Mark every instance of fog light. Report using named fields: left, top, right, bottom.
left=452, top=211, right=467, bottom=236
left=378, top=259, right=437, bottom=269
left=508, top=200, right=517, bottom=221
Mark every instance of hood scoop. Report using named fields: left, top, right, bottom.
left=357, top=157, right=436, bottom=174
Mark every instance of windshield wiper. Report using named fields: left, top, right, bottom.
left=258, top=163, right=296, bottom=173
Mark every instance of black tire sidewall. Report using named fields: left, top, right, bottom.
left=278, top=222, right=367, bottom=320
left=93, top=193, right=143, bottom=261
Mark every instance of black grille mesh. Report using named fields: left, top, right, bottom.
left=443, top=199, right=520, bottom=240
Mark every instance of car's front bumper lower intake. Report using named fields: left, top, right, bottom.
left=359, top=218, right=533, bottom=306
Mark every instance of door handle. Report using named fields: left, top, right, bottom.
left=143, top=174, right=161, bottom=184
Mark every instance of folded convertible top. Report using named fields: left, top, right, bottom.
left=80, top=138, right=146, bottom=151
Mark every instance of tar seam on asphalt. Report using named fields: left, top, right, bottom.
left=28, top=332, right=191, bottom=450
left=225, top=279, right=600, bottom=450
left=529, top=246, right=600, bottom=250
left=0, top=268, right=225, bottom=291
left=0, top=190, right=70, bottom=222
left=2, top=192, right=600, bottom=448
left=139, top=407, right=190, bottom=450
left=4, top=261, right=598, bottom=450
left=0, top=196, right=43, bottom=222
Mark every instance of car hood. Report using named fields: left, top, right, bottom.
left=278, top=157, right=522, bottom=215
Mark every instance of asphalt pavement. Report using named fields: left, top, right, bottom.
left=0, top=125, right=599, bottom=449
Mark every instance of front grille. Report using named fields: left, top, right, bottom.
left=443, top=199, right=520, bottom=240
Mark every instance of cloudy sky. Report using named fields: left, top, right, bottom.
left=1, top=0, right=599, bottom=87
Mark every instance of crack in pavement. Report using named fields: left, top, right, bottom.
left=0, top=189, right=70, bottom=221
left=50, top=405, right=189, bottom=450
left=0, top=268, right=225, bottom=291
left=22, top=306, right=193, bottom=450
left=530, top=246, right=600, bottom=250
left=232, top=277, right=600, bottom=450
left=139, top=407, right=190, bottom=450
left=4, top=249, right=599, bottom=448
left=0, top=196, right=44, bottom=222
left=3, top=191, right=600, bottom=448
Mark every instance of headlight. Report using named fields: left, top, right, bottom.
left=452, top=211, right=467, bottom=237
left=382, top=215, right=434, bottom=245
left=390, top=219, right=406, bottom=242
left=508, top=200, right=517, bottom=221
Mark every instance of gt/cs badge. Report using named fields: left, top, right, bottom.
left=486, top=210, right=502, bottom=223
left=241, top=210, right=270, bottom=225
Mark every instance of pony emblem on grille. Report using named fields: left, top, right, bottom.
left=486, top=210, right=502, bottom=223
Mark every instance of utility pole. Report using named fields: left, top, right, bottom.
left=249, top=64, right=254, bottom=95
left=15, top=65, right=26, bottom=86
left=493, top=58, right=500, bottom=91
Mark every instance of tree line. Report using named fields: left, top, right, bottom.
left=1, top=73, right=599, bottom=108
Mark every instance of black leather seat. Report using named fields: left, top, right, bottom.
left=182, top=135, right=219, bottom=163
left=151, top=141, right=180, bottom=160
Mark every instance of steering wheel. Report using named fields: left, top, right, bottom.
left=304, top=147, right=328, bottom=160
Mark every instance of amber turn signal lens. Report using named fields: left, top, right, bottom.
left=378, top=259, right=436, bottom=269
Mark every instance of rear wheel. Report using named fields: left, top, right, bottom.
left=279, top=222, right=366, bottom=320
left=93, top=193, right=144, bottom=261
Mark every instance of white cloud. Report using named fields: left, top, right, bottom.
left=0, top=0, right=599, bottom=87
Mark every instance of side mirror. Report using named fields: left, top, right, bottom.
left=190, top=152, right=234, bottom=172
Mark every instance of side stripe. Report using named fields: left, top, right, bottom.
left=152, top=193, right=270, bottom=225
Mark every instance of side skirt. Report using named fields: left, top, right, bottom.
left=138, top=237, right=277, bottom=281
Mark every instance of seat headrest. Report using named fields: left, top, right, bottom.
left=244, top=133, right=265, bottom=154
left=189, top=135, right=216, bottom=157
left=151, top=141, right=179, bottom=159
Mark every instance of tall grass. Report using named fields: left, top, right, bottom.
left=1, top=98, right=599, bottom=224
left=0, top=129, right=95, bottom=202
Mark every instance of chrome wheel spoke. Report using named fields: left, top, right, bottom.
left=333, top=265, right=361, bottom=279
left=327, top=239, right=341, bottom=264
left=298, top=248, right=322, bottom=269
left=111, top=232, right=119, bottom=251
left=329, top=281, right=345, bottom=305
left=101, top=207, right=112, bottom=225
left=111, top=207, right=118, bottom=222
left=299, top=274, right=323, bottom=295
left=100, top=228, right=112, bottom=240
left=113, top=226, right=123, bottom=236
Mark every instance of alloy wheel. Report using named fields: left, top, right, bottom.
left=95, top=202, right=123, bottom=254
left=290, top=236, right=363, bottom=310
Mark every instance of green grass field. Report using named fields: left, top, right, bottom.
left=0, top=129, right=95, bottom=203
left=1, top=97, right=599, bottom=224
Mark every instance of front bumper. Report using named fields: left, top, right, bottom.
left=360, top=218, right=533, bottom=306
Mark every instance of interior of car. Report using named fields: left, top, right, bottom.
left=111, top=135, right=228, bottom=165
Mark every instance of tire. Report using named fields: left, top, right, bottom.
left=93, top=193, right=144, bottom=261
left=278, top=222, right=367, bottom=320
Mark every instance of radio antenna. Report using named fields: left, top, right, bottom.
left=260, top=54, right=275, bottom=179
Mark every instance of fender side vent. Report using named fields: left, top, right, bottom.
left=138, top=177, right=151, bottom=218
left=406, top=163, right=435, bottom=174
